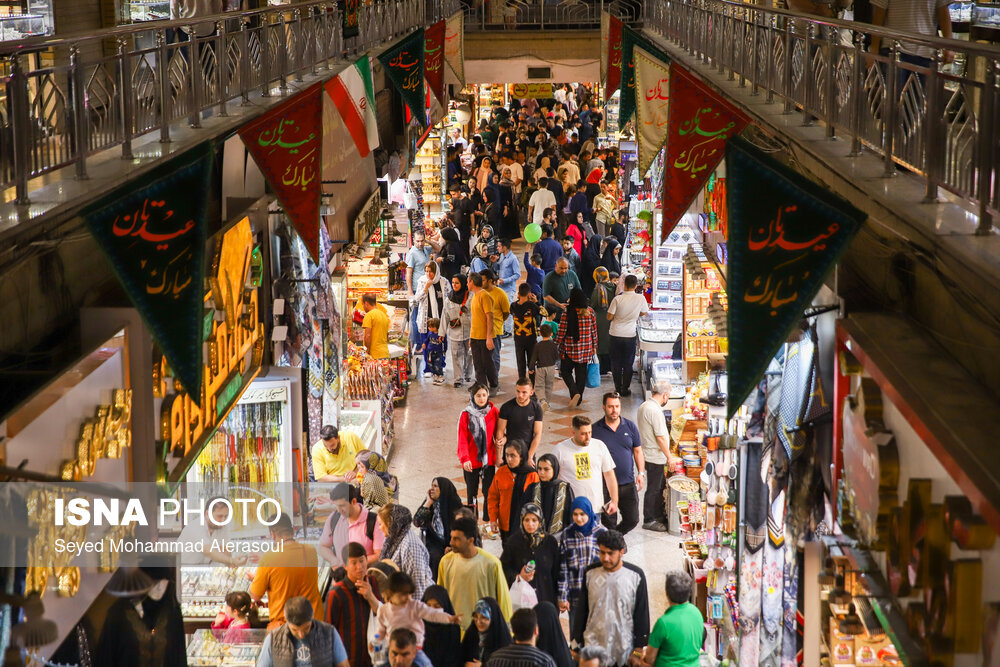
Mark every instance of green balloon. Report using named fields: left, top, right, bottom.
left=524, top=223, right=542, bottom=243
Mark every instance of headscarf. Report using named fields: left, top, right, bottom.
left=580, top=235, right=603, bottom=295
left=380, top=504, right=414, bottom=560
left=463, top=395, right=492, bottom=465
left=601, top=236, right=621, bottom=274
left=504, top=439, right=536, bottom=531
left=563, top=288, right=589, bottom=342
left=422, top=586, right=462, bottom=667
left=477, top=224, right=498, bottom=258
left=518, top=502, right=547, bottom=550
left=356, top=450, right=393, bottom=487
left=566, top=496, right=599, bottom=536
left=592, top=267, right=612, bottom=309
left=432, top=477, right=463, bottom=542
left=449, top=273, right=469, bottom=304
left=530, top=454, right=572, bottom=534
left=461, top=597, right=511, bottom=662
left=534, top=602, right=574, bottom=667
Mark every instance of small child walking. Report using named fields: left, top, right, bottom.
left=530, top=323, right=560, bottom=411
left=421, top=318, right=448, bottom=385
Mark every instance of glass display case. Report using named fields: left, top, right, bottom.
left=340, top=405, right=379, bottom=452
left=187, top=628, right=267, bottom=666
left=0, top=12, right=49, bottom=42
left=973, top=1, right=1000, bottom=25
left=126, top=0, right=171, bottom=22
left=639, top=310, right=683, bottom=349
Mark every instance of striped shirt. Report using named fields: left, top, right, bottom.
left=485, top=643, right=558, bottom=667
left=326, top=576, right=381, bottom=667
left=870, top=0, right=950, bottom=57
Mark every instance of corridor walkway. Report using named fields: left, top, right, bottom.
left=387, top=299, right=684, bottom=614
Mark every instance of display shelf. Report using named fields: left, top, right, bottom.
left=180, top=563, right=330, bottom=624
left=187, top=628, right=267, bottom=666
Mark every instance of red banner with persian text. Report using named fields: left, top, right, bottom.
left=661, top=64, right=748, bottom=241
left=239, top=83, right=323, bottom=262
left=425, top=20, right=446, bottom=107
left=606, top=14, right=623, bottom=96
left=633, top=46, right=671, bottom=181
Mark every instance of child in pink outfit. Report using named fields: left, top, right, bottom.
left=376, top=571, right=461, bottom=647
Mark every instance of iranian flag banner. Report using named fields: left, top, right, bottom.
left=325, top=55, right=380, bottom=159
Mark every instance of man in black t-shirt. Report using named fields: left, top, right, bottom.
left=509, top=283, right=541, bottom=381
left=495, top=377, right=544, bottom=463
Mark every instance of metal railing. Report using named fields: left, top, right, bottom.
left=0, top=0, right=460, bottom=206
left=646, top=0, right=1000, bottom=234
left=462, top=0, right=642, bottom=30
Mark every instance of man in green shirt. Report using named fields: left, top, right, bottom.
left=643, top=571, right=704, bottom=667
left=542, top=258, right=580, bottom=321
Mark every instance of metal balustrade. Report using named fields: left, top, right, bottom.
left=462, top=0, right=643, bottom=30
left=645, top=0, right=1000, bottom=234
left=0, top=0, right=460, bottom=206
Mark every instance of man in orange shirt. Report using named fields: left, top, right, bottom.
left=468, top=273, right=497, bottom=390
left=250, top=513, right=323, bottom=631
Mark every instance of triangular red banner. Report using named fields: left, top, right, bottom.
left=425, top=20, right=446, bottom=107
left=606, top=15, right=623, bottom=96
left=662, top=64, right=749, bottom=240
left=239, top=83, right=323, bottom=262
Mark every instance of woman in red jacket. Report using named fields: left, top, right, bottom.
left=458, top=382, right=500, bottom=521
left=488, top=439, right=540, bottom=543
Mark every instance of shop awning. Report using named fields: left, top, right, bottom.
left=838, top=313, right=1000, bottom=533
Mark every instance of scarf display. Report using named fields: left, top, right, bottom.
left=380, top=504, right=414, bottom=561
left=518, top=503, right=547, bottom=550
left=566, top=496, right=598, bottom=536
left=464, top=399, right=492, bottom=465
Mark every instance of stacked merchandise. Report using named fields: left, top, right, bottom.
left=194, top=401, right=283, bottom=500
left=181, top=568, right=269, bottom=624
left=344, top=343, right=397, bottom=454
left=415, top=129, right=446, bottom=215
left=683, top=244, right=723, bottom=365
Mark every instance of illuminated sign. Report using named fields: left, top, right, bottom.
left=60, top=389, right=133, bottom=481
left=508, top=83, right=553, bottom=99
left=156, top=217, right=265, bottom=483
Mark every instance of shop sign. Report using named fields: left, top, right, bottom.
left=157, top=218, right=265, bottom=484
left=354, top=189, right=382, bottom=242
left=508, top=83, right=553, bottom=99
left=239, top=385, right=289, bottom=404
left=59, top=389, right=133, bottom=481
left=842, top=397, right=885, bottom=545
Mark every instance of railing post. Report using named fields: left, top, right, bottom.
left=975, top=60, right=997, bottom=234
left=157, top=29, right=172, bottom=142
left=782, top=17, right=793, bottom=113
left=293, top=9, right=304, bottom=82
left=216, top=20, right=229, bottom=117
left=882, top=40, right=899, bottom=177
left=848, top=29, right=863, bottom=156
left=278, top=12, right=289, bottom=94
left=766, top=15, right=776, bottom=103
left=261, top=16, right=273, bottom=97
left=802, top=23, right=815, bottom=124
left=240, top=16, right=251, bottom=106
left=117, top=36, right=135, bottom=160
left=69, top=45, right=90, bottom=180
left=825, top=27, right=836, bottom=138
left=922, top=49, right=941, bottom=202
left=750, top=9, right=760, bottom=94
left=7, top=54, right=31, bottom=205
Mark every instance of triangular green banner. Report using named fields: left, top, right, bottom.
left=726, top=135, right=865, bottom=418
left=619, top=26, right=670, bottom=131
left=379, top=29, right=426, bottom=127
left=82, top=144, right=212, bottom=397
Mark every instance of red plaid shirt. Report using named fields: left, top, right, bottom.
left=555, top=307, right=598, bottom=363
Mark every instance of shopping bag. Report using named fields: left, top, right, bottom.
left=510, top=576, right=538, bottom=611
left=586, top=355, right=601, bottom=388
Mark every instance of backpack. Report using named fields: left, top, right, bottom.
left=330, top=508, right=379, bottom=542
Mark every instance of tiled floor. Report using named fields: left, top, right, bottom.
left=387, top=301, right=685, bottom=617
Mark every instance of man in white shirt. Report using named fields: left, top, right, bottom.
left=607, top=274, right=649, bottom=396
left=636, top=381, right=675, bottom=532
left=527, top=177, right=558, bottom=225
left=553, top=415, right=619, bottom=517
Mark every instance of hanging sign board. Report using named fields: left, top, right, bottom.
left=508, top=83, right=553, bottom=99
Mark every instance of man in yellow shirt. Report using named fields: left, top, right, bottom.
left=468, top=273, right=497, bottom=390
left=311, top=425, right=364, bottom=482
left=481, top=268, right=510, bottom=382
left=249, top=513, right=324, bottom=631
left=361, top=293, right=390, bottom=359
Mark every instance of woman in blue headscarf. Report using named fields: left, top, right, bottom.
left=557, top=497, right=606, bottom=630
left=460, top=597, right=512, bottom=666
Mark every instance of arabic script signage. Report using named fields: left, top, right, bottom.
left=425, top=20, right=446, bottom=107
left=444, top=13, right=465, bottom=86
left=618, top=26, right=668, bottom=131
left=82, top=144, right=211, bottom=398
left=156, top=217, right=265, bottom=483
left=725, top=136, right=865, bottom=417
left=605, top=14, right=623, bottom=97
left=239, top=82, right=323, bottom=263
left=379, top=29, right=426, bottom=127
left=633, top=46, right=670, bottom=180
left=662, top=64, right=747, bottom=241
left=508, top=83, right=553, bottom=99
